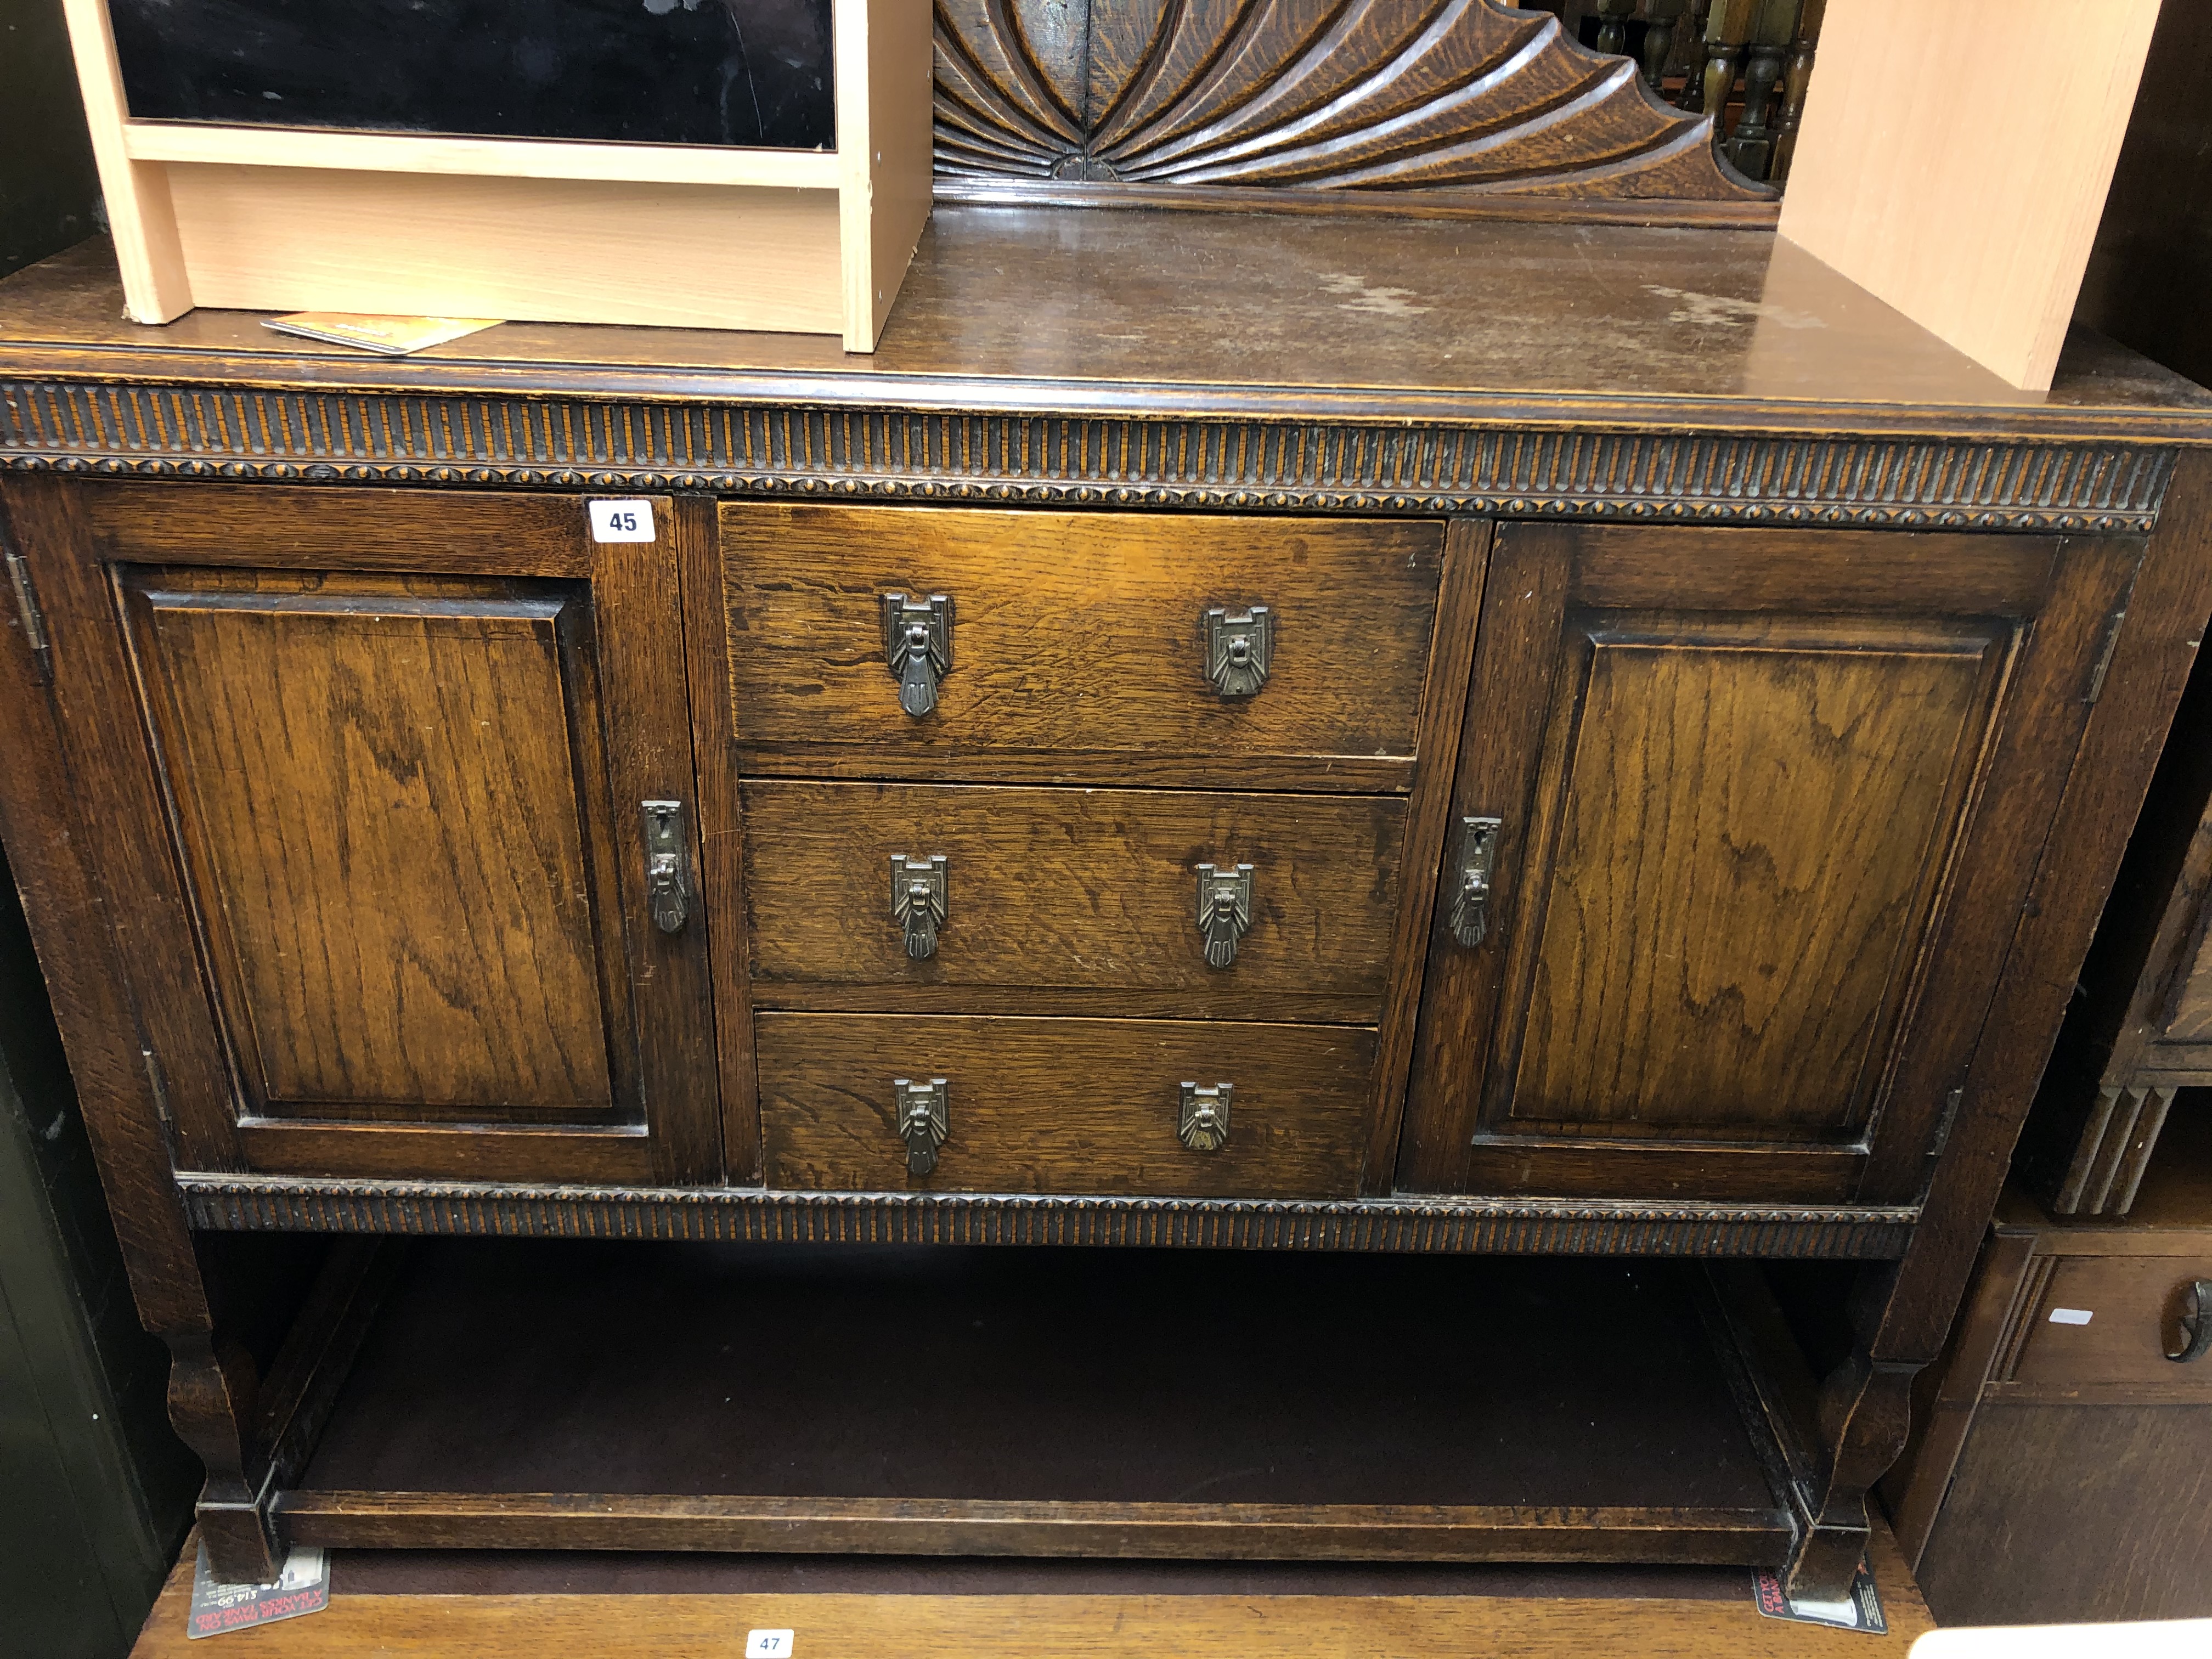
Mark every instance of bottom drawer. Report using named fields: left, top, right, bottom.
left=755, top=1014, right=1376, bottom=1197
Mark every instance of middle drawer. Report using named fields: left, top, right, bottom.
left=741, top=781, right=1407, bottom=1023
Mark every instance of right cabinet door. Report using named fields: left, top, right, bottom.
left=1398, top=522, right=2140, bottom=1204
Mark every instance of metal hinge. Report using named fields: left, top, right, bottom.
left=2, top=522, right=52, bottom=684
left=2085, top=606, right=2128, bottom=704
left=1929, top=1087, right=1966, bottom=1159
left=142, top=1047, right=178, bottom=1157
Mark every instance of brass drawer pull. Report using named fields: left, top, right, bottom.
left=2168, top=1279, right=2212, bottom=1363
left=1201, top=604, right=1272, bottom=699
left=1196, top=862, right=1254, bottom=968
left=890, top=854, right=949, bottom=959
left=1179, top=1081, right=1232, bottom=1152
left=894, top=1076, right=949, bottom=1175
left=641, top=800, right=692, bottom=934
left=883, top=591, right=953, bottom=716
left=1448, top=816, right=1503, bottom=947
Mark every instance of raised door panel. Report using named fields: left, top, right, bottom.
left=122, top=573, right=623, bottom=1122
left=1398, top=523, right=2138, bottom=1203
left=37, top=481, right=721, bottom=1184
left=1508, top=616, right=2002, bottom=1136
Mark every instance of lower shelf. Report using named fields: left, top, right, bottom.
left=277, top=1242, right=1802, bottom=1564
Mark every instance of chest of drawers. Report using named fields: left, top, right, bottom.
left=1888, top=1111, right=2212, bottom=1623
left=4, top=210, right=2211, bottom=1606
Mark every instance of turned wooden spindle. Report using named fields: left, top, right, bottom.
left=1675, top=0, right=1716, bottom=108
left=1726, top=0, right=1802, bottom=179
left=1641, top=0, right=1687, bottom=88
left=1769, top=0, right=1827, bottom=187
left=1594, top=0, right=1636, bottom=55
left=1699, top=0, right=1758, bottom=148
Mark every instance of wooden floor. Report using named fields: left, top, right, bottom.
left=130, top=1523, right=1932, bottom=1656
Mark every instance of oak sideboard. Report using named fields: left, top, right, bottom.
left=5, top=210, right=2212, bottom=1605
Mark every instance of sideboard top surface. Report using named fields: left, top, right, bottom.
left=3, top=209, right=2209, bottom=444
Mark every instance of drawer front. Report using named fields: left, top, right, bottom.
left=2011, top=1255, right=2212, bottom=1393
left=756, top=1014, right=1376, bottom=1197
left=742, top=782, right=1406, bottom=1016
left=721, top=504, right=1444, bottom=789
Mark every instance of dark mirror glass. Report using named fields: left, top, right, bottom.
left=108, top=0, right=836, bottom=149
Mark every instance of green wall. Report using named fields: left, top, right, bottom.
left=0, top=845, right=199, bottom=1658
left=0, top=5, right=198, bottom=1646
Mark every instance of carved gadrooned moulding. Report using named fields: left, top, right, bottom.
left=176, top=1175, right=1921, bottom=1258
left=0, top=383, right=2177, bottom=533
left=934, top=0, right=1769, bottom=210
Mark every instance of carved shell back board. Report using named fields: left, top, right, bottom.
left=933, top=0, right=1774, bottom=219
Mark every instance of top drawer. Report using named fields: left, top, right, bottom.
left=2007, top=1255, right=2212, bottom=1397
left=720, top=505, right=1445, bottom=790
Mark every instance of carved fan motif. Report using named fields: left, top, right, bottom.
left=934, top=0, right=1767, bottom=206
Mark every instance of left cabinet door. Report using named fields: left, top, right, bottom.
left=14, top=480, right=720, bottom=1184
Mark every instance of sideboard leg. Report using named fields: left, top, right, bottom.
left=195, top=1474, right=283, bottom=1587
left=167, top=1331, right=280, bottom=1584
left=1785, top=1346, right=1918, bottom=1602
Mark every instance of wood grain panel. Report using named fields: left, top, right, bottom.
left=757, top=1014, right=1374, bottom=1197
left=236, top=1121, right=657, bottom=1184
left=1398, top=521, right=2120, bottom=1205
left=83, top=483, right=595, bottom=577
left=1510, top=623, right=1996, bottom=1134
left=1916, top=1403, right=2212, bottom=1624
left=121, top=569, right=623, bottom=1122
left=740, top=782, right=1405, bottom=1008
left=7, top=210, right=2210, bottom=449
left=721, top=505, right=1443, bottom=789
left=274, top=1494, right=1789, bottom=1563
left=1361, top=517, right=1493, bottom=1193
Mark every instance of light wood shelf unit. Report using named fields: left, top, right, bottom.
left=58, top=0, right=930, bottom=349
left=1778, top=0, right=2163, bottom=392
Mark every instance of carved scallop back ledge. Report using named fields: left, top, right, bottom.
left=932, top=0, right=1774, bottom=221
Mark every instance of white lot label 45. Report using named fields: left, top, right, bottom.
left=588, top=499, right=656, bottom=543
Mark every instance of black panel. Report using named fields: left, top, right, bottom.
left=108, top=0, right=835, bottom=150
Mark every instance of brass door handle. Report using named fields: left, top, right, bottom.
left=894, top=1077, right=949, bottom=1175
left=890, top=854, right=949, bottom=958
left=2168, top=1279, right=2212, bottom=1363
left=1201, top=605, right=1272, bottom=698
left=641, top=800, right=692, bottom=934
left=1196, top=862, right=1254, bottom=968
left=1447, top=816, right=1502, bottom=947
left=1180, top=1081, right=1232, bottom=1152
left=883, top=591, right=953, bottom=716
